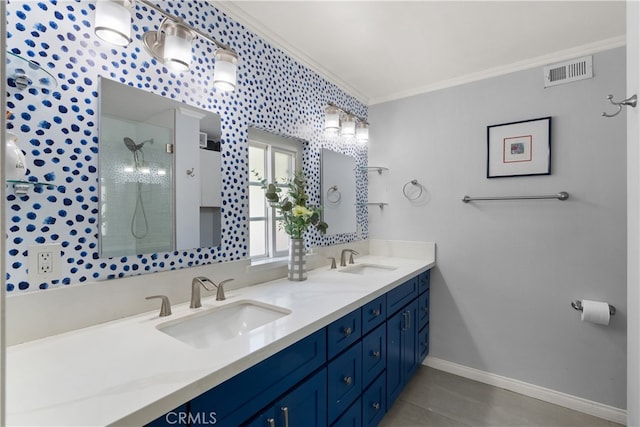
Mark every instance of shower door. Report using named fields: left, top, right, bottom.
left=99, top=114, right=174, bottom=257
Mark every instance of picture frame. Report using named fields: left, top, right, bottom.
left=487, top=117, right=551, bottom=178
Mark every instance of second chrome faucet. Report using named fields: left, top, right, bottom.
left=190, top=277, right=234, bottom=308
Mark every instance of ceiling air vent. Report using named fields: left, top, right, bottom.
left=543, top=55, right=593, bottom=88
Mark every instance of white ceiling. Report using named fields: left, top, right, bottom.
left=214, top=1, right=626, bottom=105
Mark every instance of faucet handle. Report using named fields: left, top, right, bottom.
left=328, top=257, right=337, bottom=269
left=216, top=278, right=234, bottom=301
left=349, top=250, right=359, bottom=264
left=146, top=295, right=172, bottom=317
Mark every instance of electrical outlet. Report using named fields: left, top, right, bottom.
left=38, top=252, right=53, bottom=274
left=28, top=243, right=62, bottom=285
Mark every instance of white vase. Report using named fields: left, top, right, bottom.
left=5, top=132, right=27, bottom=181
left=288, top=238, right=307, bottom=281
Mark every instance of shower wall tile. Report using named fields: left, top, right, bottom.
left=5, top=0, right=368, bottom=292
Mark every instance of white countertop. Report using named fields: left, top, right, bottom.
left=6, top=254, right=434, bottom=426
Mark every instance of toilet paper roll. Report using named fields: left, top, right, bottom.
left=581, top=300, right=610, bottom=326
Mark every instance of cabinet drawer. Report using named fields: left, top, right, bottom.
left=331, top=398, right=361, bottom=427
left=419, top=324, right=430, bottom=363
left=362, top=295, right=386, bottom=335
left=418, top=291, right=429, bottom=331
left=190, top=329, right=326, bottom=426
left=327, top=309, right=362, bottom=359
left=362, top=323, right=385, bottom=387
left=419, top=269, right=431, bottom=294
left=328, top=341, right=362, bottom=423
left=386, top=276, right=419, bottom=316
left=362, top=373, right=386, bottom=427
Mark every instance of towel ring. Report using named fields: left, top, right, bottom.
left=327, top=185, right=342, bottom=204
left=403, top=180, right=423, bottom=201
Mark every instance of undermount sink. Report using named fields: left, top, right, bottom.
left=340, top=263, right=398, bottom=275
left=156, top=300, right=291, bottom=349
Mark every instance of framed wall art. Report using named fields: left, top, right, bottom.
left=487, top=117, right=551, bottom=178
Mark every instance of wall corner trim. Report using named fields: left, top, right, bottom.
left=423, top=356, right=627, bottom=425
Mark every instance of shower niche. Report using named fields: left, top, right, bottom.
left=98, top=78, right=222, bottom=257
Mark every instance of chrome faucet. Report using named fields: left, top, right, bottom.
left=190, top=276, right=234, bottom=308
left=340, top=249, right=359, bottom=267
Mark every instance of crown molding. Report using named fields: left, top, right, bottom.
left=212, top=1, right=625, bottom=107
left=369, top=35, right=626, bottom=105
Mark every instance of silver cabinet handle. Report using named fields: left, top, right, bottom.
left=343, top=326, right=353, bottom=336
left=267, top=418, right=275, bottom=427
left=343, top=376, right=353, bottom=385
left=402, top=311, right=409, bottom=331
left=281, top=407, right=289, bottom=427
left=371, top=350, right=381, bottom=358
left=372, top=402, right=380, bottom=410
left=372, top=308, right=381, bottom=316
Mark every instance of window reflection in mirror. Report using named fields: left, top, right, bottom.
left=321, top=148, right=357, bottom=235
left=98, top=78, right=222, bottom=257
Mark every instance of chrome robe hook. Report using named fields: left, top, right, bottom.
left=602, top=94, right=637, bottom=118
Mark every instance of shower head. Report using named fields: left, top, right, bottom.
left=123, top=137, right=154, bottom=152
left=123, top=137, right=139, bottom=152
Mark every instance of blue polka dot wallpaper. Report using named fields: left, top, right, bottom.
left=5, top=0, right=369, bottom=292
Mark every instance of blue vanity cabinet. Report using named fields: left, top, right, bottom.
left=331, top=398, right=362, bottom=427
left=328, top=341, right=363, bottom=423
left=362, top=295, right=386, bottom=335
left=362, top=373, right=386, bottom=427
left=418, top=270, right=430, bottom=364
left=386, top=276, right=419, bottom=316
left=247, top=368, right=327, bottom=427
left=362, top=323, right=386, bottom=387
left=327, top=309, right=362, bottom=359
left=386, top=298, right=419, bottom=407
left=418, top=269, right=430, bottom=294
left=189, top=329, right=326, bottom=426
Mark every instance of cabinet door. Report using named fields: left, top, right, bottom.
left=328, top=341, right=362, bottom=423
left=362, top=323, right=385, bottom=387
left=276, top=368, right=327, bottom=427
left=386, top=299, right=419, bottom=407
left=362, top=373, right=386, bottom=427
left=386, top=307, right=404, bottom=406
left=331, top=398, right=362, bottom=427
left=418, top=324, right=430, bottom=363
left=402, top=299, right=419, bottom=382
left=418, top=291, right=429, bottom=331
left=247, top=368, right=327, bottom=427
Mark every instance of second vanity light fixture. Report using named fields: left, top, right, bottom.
left=93, top=0, right=239, bottom=91
left=324, top=104, right=369, bottom=143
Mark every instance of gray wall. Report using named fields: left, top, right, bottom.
left=368, top=47, right=627, bottom=409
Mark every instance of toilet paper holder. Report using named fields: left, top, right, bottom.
left=571, top=300, right=616, bottom=316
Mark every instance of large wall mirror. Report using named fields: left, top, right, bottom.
left=321, top=148, right=357, bottom=235
left=99, top=78, right=222, bottom=257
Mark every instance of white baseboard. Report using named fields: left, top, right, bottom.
left=424, top=356, right=627, bottom=425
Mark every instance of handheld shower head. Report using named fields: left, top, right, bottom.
left=123, top=137, right=154, bottom=152
left=123, top=137, right=140, bottom=152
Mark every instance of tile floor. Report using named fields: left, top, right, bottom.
left=379, top=367, right=622, bottom=427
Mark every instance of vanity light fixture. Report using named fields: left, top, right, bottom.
left=94, top=0, right=134, bottom=47
left=143, top=18, right=195, bottom=72
left=341, top=114, right=356, bottom=137
left=356, top=121, right=369, bottom=143
left=324, top=104, right=369, bottom=142
left=213, top=49, right=239, bottom=92
left=93, top=0, right=239, bottom=91
left=325, top=105, right=341, bottom=133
